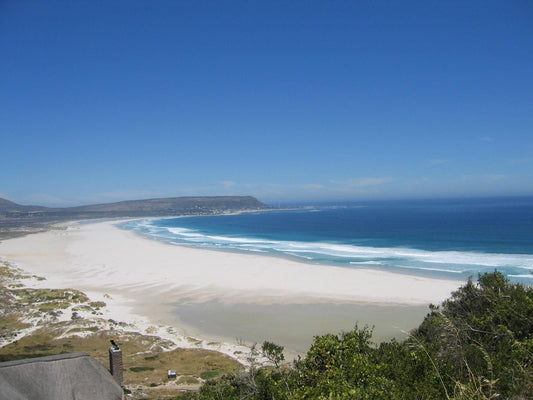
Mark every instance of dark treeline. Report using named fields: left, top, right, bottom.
left=181, top=271, right=532, bottom=399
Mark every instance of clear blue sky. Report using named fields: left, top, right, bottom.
left=1, top=1, right=532, bottom=206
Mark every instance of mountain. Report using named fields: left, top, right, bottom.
left=0, top=198, right=17, bottom=209
left=0, top=196, right=269, bottom=228
left=0, top=198, right=48, bottom=212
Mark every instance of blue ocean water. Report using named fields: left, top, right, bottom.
left=119, top=197, right=533, bottom=283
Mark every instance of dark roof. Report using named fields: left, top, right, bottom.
left=0, top=353, right=123, bottom=400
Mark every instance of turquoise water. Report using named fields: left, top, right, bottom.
left=120, top=197, right=533, bottom=283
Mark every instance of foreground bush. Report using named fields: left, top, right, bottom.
left=181, top=271, right=532, bottom=400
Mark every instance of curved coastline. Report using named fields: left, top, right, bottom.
left=121, top=208, right=533, bottom=284
left=0, top=219, right=465, bottom=354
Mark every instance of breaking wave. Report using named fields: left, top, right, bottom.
left=120, top=218, right=533, bottom=282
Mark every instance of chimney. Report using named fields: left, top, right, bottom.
left=109, top=340, right=124, bottom=387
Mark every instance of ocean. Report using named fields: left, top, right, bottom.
left=119, top=197, right=533, bottom=284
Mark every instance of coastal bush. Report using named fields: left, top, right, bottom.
left=178, top=376, right=201, bottom=385
left=411, top=271, right=533, bottom=398
left=185, top=271, right=533, bottom=400
left=89, top=301, right=106, bottom=309
left=199, top=370, right=224, bottom=380
left=130, top=366, right=155, bottom=372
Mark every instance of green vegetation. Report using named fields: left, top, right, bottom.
left=131, top=366, right=156, bottom=372
left=181, top=271, right=532, bottom=400
left=186, top=337, right=203, bottom=346
left=89, top=301, right=106, bottom=309
left=199, top=370, right=224, bottom=380
left=0, top=261, right=241, bottom=399
left=14, top=287, right=90, bottom=312
left=178, top=376, right=202, bottom=385
left=2, top=259, right=530, bottom=399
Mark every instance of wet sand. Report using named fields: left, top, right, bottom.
left=173, top=301, right=429, bottom=354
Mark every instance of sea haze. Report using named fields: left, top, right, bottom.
left=120, top=197, right=533, bottom=284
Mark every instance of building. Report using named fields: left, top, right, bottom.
left=109, top=340, right=124, bottom=386
left=0, top=352, right=123, bottom=400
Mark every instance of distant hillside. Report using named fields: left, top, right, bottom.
left=0, top=198, right=18, bottom=209
left=0, top=196, right=269, bottom=230
left=63, top=196, right=265, bottom=215
left=0, top=198, right=48, bottom=212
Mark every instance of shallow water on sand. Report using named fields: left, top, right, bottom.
left=173, top=301, right=429, bottom=355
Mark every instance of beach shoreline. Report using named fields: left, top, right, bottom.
left=0, top=219, right=465, bottom=356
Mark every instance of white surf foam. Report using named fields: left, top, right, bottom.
left=125, top=220, right=533, bottom=278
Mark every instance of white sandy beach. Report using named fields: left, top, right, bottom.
left=0, top=219, right=464, bottom=354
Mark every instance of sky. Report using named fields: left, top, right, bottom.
left=1, top=0, right=532, bottom=206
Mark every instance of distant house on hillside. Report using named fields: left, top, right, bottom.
left=0, top=352, right=123, bottom=400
